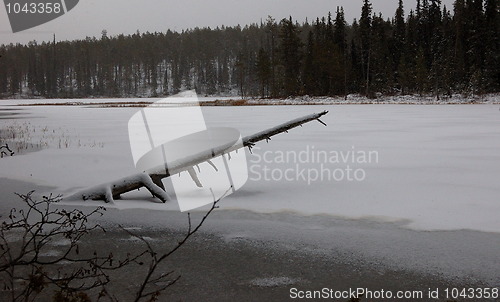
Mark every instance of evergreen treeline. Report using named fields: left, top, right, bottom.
left=0, top=0, right=498, bottom=99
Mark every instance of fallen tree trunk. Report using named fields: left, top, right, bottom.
left=67, top=111, right=328, bottom=203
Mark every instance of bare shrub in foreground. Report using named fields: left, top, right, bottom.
left=0, top=144, right=14, bottom=158
left=0, top=191, right=222, bottom=302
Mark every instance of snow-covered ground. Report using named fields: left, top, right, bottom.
left=1, top=101, right=499, bottom=233
left=247, top=93, right=500, bottom=105
left=0, top=96, right=235, bottom=106
left=1, top=93, right=499, bottom=106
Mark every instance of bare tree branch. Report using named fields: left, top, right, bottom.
left=0, top=144, right=15, bottom=158
left=1, top=187, right=227, bottom=301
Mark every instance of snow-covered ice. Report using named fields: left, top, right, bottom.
left=0, top=101, right=499, bottom=233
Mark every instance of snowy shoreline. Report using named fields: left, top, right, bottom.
left=212, top=93, right=500, bottom=106
left=0, top=93, right=499, bottom=106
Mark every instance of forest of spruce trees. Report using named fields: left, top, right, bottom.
left=0, top=0, right=498, bottom=99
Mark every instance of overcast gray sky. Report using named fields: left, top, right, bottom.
left=1, top=0, right=455, bottom=45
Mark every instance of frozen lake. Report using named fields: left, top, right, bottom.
left=1, top=102, right=499, bottom=233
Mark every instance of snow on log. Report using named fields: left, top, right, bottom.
left=67, top=111, right=329, bottom=203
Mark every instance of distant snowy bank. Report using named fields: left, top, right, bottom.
left=224, top=93, right=500, bottom=106
left=1, top=93, right=499, bottom=106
